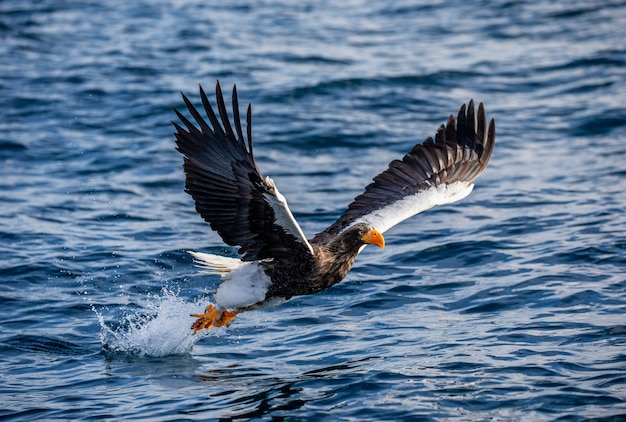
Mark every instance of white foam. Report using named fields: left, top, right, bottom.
left=94, top=289, right=212, bottom=357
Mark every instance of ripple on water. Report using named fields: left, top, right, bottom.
left=1, top=0, right=626, bottom=420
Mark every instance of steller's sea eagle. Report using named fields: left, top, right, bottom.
left=173, top=82, right=495, bottom=333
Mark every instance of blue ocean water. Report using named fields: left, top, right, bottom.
left=2, top=0, right=626, bottom=420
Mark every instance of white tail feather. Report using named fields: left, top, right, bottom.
left=188, top=251, right=242, bottom=275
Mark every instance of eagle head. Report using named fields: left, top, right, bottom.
left=332, top=222, right=385, bottom=255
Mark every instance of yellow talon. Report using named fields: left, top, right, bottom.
left=191, top=304, right=238, bottom=333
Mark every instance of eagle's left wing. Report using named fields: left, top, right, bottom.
left=313, top=100, right=495, bottom=242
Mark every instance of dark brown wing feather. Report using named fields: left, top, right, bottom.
left=173, top=82, right=313, bottom=261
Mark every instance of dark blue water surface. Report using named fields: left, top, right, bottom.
left=2, top=0, right=626, bottom=420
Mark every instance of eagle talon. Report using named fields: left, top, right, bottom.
left=191, top=304, right=238, bottom=333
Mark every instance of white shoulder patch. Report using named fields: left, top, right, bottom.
left=356, top=181, right=474, bottom=234
left=263, top=176, right=315, bottom=255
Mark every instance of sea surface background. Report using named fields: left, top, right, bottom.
left=2, top=0, right=626, bottom=420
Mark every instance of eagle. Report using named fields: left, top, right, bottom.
left=173, top=82, right=495, bottom=333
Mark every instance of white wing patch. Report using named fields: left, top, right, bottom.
left=355, top=181, right=475, bottom=234
left=263, top=176, right=315, bottom=255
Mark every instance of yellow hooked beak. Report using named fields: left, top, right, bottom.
left=361, top=229, right=385, bottom=249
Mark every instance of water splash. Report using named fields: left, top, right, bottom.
left=94, top=290, right=213, bottom=357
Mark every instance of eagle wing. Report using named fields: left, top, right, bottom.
left=173, top=82, right=314, bottom=261
left=313, top=100, right=495, bottom=242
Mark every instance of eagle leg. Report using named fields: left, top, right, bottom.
left=216, top=309, right=238, bottom=327
left=191, top=304, right=221, bottom=333
left=191, top=304, right=238, bottom=333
